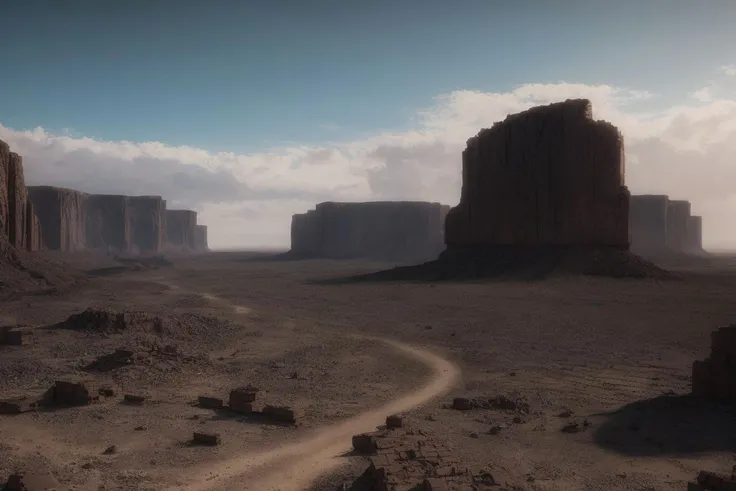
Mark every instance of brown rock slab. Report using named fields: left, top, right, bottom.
left=386, top=414, right=404, bottom=429
left=198, top=396, right=224, bottom=409
left=352, top=433, right=379, bottom=454
left=228, top=387, right=257, bottom=413
left=452, top=398, right=472, bottom=410
left=47, top=380, right=94, bottom=407
left=124, top=394, right=146, bottom=404
left=262, top=404, right=301, bottom=424
left=193, top=431, right=220, bottom=446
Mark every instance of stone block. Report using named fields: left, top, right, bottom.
left=192, top=431, right=220, bottom=446
left=50, top=380, right=93, bottom=406
left=228, top=387, right=257, bottom=413
left=262, top=404, right=301, bottom=424
left=352, top=433, right=378, bottom=454
left=124, top=394, right=146, bottom=404
left=386, top=414, right=403, bottom=429
left=198, top=396, right=224, bottom=409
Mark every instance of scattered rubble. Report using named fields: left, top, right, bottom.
left=84, top=348, right=135, bottom=372
left=3, top=467, right=63, bottom=491
left=450, top=394, right=530, bottom=414
left=689, top=468, right=736, bottom=491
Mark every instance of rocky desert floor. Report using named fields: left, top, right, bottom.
left=2, top=250, right=736, bottom=491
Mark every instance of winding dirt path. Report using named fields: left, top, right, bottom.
left=166, top=291, right=460, bottom=491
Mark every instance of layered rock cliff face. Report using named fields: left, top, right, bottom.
left=166, top=210, right=198, bottom=250
left=84, top=195, right=131, bottom=252
left=194, top=225, right=208, bottom=251
left=687, top=215, right=703, bottom=252
left=128, top=196, right=166, bottom=254
left=445, top=99, right=629, bottom=249
left=666, top=200, right=691, bottom=253
left=1, top=140, right=42, bottom=252
left=28, top=186, right=87, bottom=252
left=629, top=195, right=669, bottom=254
left=290, top=201, right=449, bottom=263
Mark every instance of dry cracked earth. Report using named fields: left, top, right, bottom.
left=2, top=250, right=736, bottom=491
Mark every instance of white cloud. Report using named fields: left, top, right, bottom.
left=692, top=87, right=712, bottom=102
left=721, top=64, right=736, bottom=76
left=2, top=79, right=736, bottom=250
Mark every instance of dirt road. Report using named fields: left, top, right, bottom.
left=168, top=292, right=460, bottom=491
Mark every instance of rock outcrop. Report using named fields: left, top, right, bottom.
left=166, top=209, right=197, bottom=250
left=84, top=194, right=131, bottom=252
left=687, top=215, right=703, bottom=252
left=128, top=196, right=166, bottom=254
left=194, top=225, right=208, bottom=251
left=666, top=200, right=691, bottom=253
left=28, top=186, right=87, bottom=252
left=693, top=325, right=736, bottom=402
left=629, top=194, right=669, bottom=254
left=445, top=99, right=629, bottom=248
left=1, top=140, right=42, bottom=252
left=289, top=201, right=449, bottom=263
left=352, top=101, right=668, bottom=281
left=25, top=200, right=43, bottom=252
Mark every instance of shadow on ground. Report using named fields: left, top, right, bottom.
left=592, top=394, right=736, bottom=456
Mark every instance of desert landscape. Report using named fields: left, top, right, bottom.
left=2, top=99, right=735, bottom=491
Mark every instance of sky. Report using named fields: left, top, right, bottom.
left=1, top=0, right=736, bottom=250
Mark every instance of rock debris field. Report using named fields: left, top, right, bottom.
left=0, top=100, right=734, bottom=490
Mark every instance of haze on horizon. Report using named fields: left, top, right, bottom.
left=1, top=0, right=735, bottom=251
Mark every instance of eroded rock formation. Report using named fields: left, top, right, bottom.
left=84, top=194, right=131, bottom=252
left=687, top=215, right=703, bottom=252
left=445, top=99, right=629, bottom=248
left=195, top=225, right=208, bottom=251
left=28, top=186, right=87, bottom=252
left=629, top=194, right=669, bottom=254
left=166, top=209, right=197, bottom=250
left=1, top=140, right=42, bottom=252
left=666, top=200, right=691, bottom=253
left=289, top=201, right=449, bottom=262
left=128, top=196, right=166, bottom=254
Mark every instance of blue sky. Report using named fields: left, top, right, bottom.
left=2, top=1, right=736, bottom=248
left=3, top=0, right=735, bottom=153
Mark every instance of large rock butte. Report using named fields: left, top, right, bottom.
left=194, top=225, right=209, bottom=251
left=128, top=196, right=166, bottom=254
left=445, top=99, right=629, bottom=248
left=166, top=209, right=198, bottom=250
left=666, top=199, right=691, bottom=253
left=28, top=186, right=87, bottom=252
left=289, top=201, right=450, bottom=262
left=629, top=194, right=669, bottom=254
left=1, top=139, right=42, bottom=252
left=84, top=194, right=132, bottom=252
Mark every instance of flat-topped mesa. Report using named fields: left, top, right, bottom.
left=28, top=186, right=88, bottom=252
left=445, top=98, right=629, bottom=249
left=166, top=209, right=198, bottom=250
left=0, top=140, right=42, bottom=252
left=687, top=215, right=703, bottom=252
left=666, top=199, right=691, bottom=253
left=84, top=194, right=132, bottom=252
left=289, top=201, right=449, bottom=263
left=629, top=194, right=669, bottom=254
left=128, top=195, right=166, bottom=254
left=194, top=225, right=209, bottom=252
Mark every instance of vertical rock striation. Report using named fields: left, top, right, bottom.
left=27, top=186, right=87, bottom=251
left=128, top=196, right=166, bottom=253
left=444, top=99, right=629, bottom=249
left=629, top=194, right=669, bottom=254
left=84, top=194, right=131, bottom=252
left=165, top=210, right=198, bottom=250
left=194, top=225, right=208, bottom=252
left=666, top=200, right=691, bottom=253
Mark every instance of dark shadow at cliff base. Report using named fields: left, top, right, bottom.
left=592, top=393, right=736, bottom=456
left=310, top=246, right=674, bottom=285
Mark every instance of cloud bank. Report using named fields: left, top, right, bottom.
left=2, top=76, right=736, bottom=250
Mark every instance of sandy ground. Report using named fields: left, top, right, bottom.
left=2, top=250, right=736, bottom=490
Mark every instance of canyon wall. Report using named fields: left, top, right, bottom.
left=166, top=209, right=198, bottom=249
left=666, top=200, right=691, bottom=253
left=194, top=225, right=208, bottom=251
left=84, top=195, right=131, bottom=252
left=1, top=140, right=42, bottom=252
left=128, top=196, right=166, bottom=253
left=290, top=201, right=448, bottom=262
left=28, top=186, right=87, bottom=252
left=629, top=194, right=669, bottom=254
left=444, top=99, right=629, bottom=249
left=687, top=215, right=703, bottom=252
